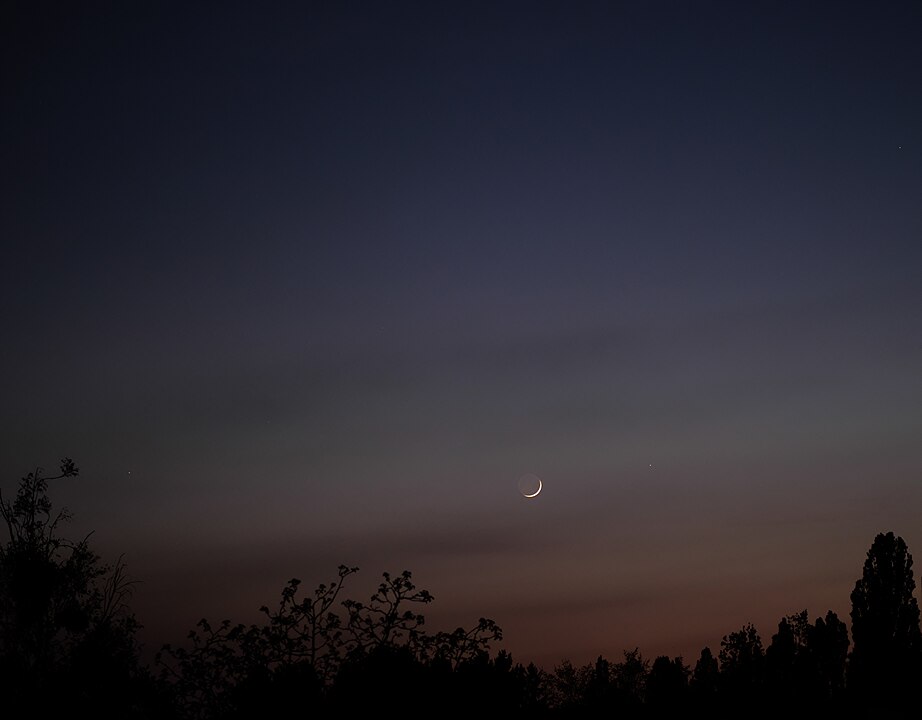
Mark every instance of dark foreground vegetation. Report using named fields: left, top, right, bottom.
left=2, top=460, right=920, bottom=718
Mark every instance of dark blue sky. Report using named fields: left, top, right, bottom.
left=2, top=1, right=921, bottom=668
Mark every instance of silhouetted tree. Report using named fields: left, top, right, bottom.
left=445, top=648, right=530, bottom=716
left=765, top=611, right=808, bottom=705
left=156, top=617, right=269, bottom=719
left=331, top=641, right=430, bottom=713
left=516, top=661, right=552, bottom=715
left=427, top=615, right=504, bottom=668
left=257, top=564, right=357, bottom=683
left=547, top=651, right=651, bottom=716
left=764, top=608, right=848, bottom=710
left=810, top=610, right=848, bottom=701
left=0, top=460, right=158, bottom=718
left=158, top=566, right=503, bottom=718
left=158, top=566, right=357, bottom=719
left=848, top=531, right=922, bottom=714
left=690, top=646, right=719, bottom=711
left=549, top=658, right=593, bottom=712
left=646, top=654, right=689, bottom=714
left=341, top=569, right=432, bottom=656
left=583, top=655, right=615, bottom=713
left=332, top=570, right=503, bottom=715
left=612, top=647, right=648, bottom=710
left=718, top=622, right=764, bottom=704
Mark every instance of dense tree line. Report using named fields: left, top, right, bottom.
left=1, top=460, right=920, bottom=718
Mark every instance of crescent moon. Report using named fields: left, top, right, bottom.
left=523, top=478, right=542, bottom=498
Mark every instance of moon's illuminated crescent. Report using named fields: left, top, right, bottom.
left=517, top=473, right=543, bottom=498
left=523, top=478, right=542, bottom=498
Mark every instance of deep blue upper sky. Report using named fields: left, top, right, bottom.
left=2, top=1, right=921, bottom=667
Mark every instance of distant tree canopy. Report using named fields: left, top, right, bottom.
left=5, top=461, right=922, bottom=719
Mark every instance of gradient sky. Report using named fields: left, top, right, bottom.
left=3, top=1, right=921, bottom=670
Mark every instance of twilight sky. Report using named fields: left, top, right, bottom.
left=2, top=1, right=921, bottom=669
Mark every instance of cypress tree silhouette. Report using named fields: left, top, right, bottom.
left=849, top=531, right=922, bottom=715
